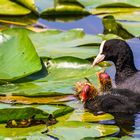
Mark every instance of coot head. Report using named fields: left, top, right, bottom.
left=93, top=39, right=137, bottom=83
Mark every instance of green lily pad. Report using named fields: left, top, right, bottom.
left=0, top=124, right=46, bottom=138
left=92, top=8, right=140, bottom=22
left=0, top=14, right=38, bottom=26
left=102, top=15, right=134, bottom=39
left=118, top=21, right=140, bottom=37
left=0, top=31, right=42, bottom=81
left=2, top=28, right=102, bottom=58
left=41, top=0, right=89, bottom=16
left=14, top=0, right=38, bottom=14
left=61, top=100, right=114, bottom=123
left=97, top=34, right=123, bottom=40
left=78, top=0, right=140, bottom=8
left=0, top=56, right=105, bottom=96
left=48, top=121, right=119, bottom=139
left=0, top=103, right=73, bottom=123
left=0, top=0, right=31, bottom=15
left=0, top=107, right=48, bottom=123
left=15, top=0, right=54, bottom=14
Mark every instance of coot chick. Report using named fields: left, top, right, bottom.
left=78, top=72, right=140, bottom=115
left=92, top=39, right=140, bottom=93
left=85, top=90, right=140, bottom=115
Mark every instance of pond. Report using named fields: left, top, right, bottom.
left=1, top=1, right=140, bottom=140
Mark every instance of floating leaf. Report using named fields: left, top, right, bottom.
left=0, top=0, right=31, bottom=15
left=41, top=0, right=89, bottom=16
left=0, top=107, right=48, bottom=123
left=48, top=121, right=119, bottom=139
left=14, top=0, right=38, bottom=13
left=0, top=124, right=46, bottom=138
left=118, top=21, right=140, bottom=37
left=102, top=15, right=134, bottom=39
left=3, top=28, right=102, bottom=58
left=0, top=14, right=38, bottom=26
left=0, top=31, right=42, bottom=81
left=0, top=95, right=75, bottom=104
left=92, top=8, right=140, bottom=22
left=0, top=103, right=73, bottom=123
left=0, top=56, right=105, bottom=96
left=97, top=34, right=123, bottom=40
left=63, top=100, right=114, bottom=123
left=78, top=0, right=140, bottom=9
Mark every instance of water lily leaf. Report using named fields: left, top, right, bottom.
left=68, top=110, right=114, bottom=122
left=14, top=0, right=38, bottom=13
left=63, top=100, right=114, bottom=123
left=41, top=0, right=89, bottom=16
left=97, top=34, right=123, bottom=40
left=0, top=56, right=104, bottom=96
left=78, top=0, right=140, bottom=9
left=2, top=28, right=102, bottom=58
left=92, top=8, right=140, bottom=22
left=18, top=0, right=54, bottom=14
left=0, top=103, right=73, bottom=123
left=0, top=0, right=31, bottom=15
left=92, top=137, right=119, bottom=140
left=0, top=107, right=49, bottom=123
left=0, top=124, right=46, bottom=138
left=118, top=21, right=140, bottom=37
left=48, top=121, right=119, bottom=139
left=0, top=95, right=75, bottom=104
left=0, top=31, right=42, bottom=81
left=0, top=14, right=38, bottom=26
left=102, top=15, right=134, bottom=39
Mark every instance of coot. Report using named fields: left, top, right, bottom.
left=93, top=39, right=140, bottom=93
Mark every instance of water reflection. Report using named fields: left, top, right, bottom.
left=39, top=15, right=103, bottom=34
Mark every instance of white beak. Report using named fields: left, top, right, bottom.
left=92, top=54, right=105, bottom=66
left=92, top=40, right=106, bottom=66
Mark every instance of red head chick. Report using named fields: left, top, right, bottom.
left=97, top=72, right=112, bottom=93
left=75, top=78, right=98, bottom=103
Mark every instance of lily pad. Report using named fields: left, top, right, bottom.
left=78, top=0, right=140, bottom=8
left=0, top=31, right=42, bottom=81
left=0, top=124, right=46, bottom=138
left=0, top=56, right=105, bottom=96
left=92, top=8, right=140, bottom=22
left=63, top=100, right=114, bottom=123
left=0, top=95, right=75, bottom=104
left=0, top=103, right=74, bottom=123
left=0, top=14, right=38, bottom=26
left=41, top=0, right=89, bottom=16
left=2, top=28, right=102, bottom=58
left=48, top=121, right=119, bottom=139
left=117, top=21, right=140, bottom=37
left=14, top=0, right=38, bottom=14
left=15, top=0, right=54, bottom=14
left=0, top=0, right=31, bottom=15
left=102, top=15, right=134, bottom=39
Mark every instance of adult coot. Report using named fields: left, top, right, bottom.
left=93, top=39, right=140, bottom=93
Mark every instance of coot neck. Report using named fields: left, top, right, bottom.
left=114, top=52, right=137, bottom=84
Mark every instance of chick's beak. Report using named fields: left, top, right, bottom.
left=92, top=54, right=105, bottom=66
